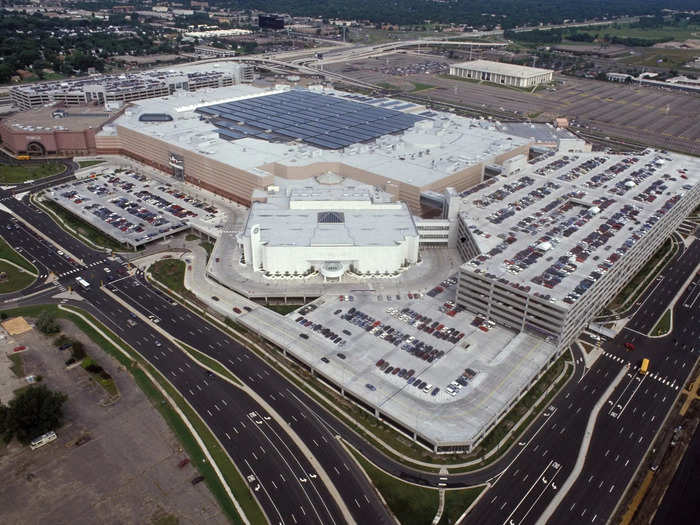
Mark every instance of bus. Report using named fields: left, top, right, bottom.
left=75, top=276, right=90, bottom=289
left=640, top=358, right=650, bottom=375
left=16, top=155, right=30, bottom=160
left=30, top=431, right=57, bottom=450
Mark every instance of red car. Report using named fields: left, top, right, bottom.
left=178, top=458, right=190, bottom=468
left=624, top=342, right=635, bottom=351
left=233, top=307, right=242, bottom=314
left=13, top=345, right=26, bottom=352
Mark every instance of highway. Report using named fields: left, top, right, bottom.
left=1, top=179, right=698, bottom=525
left=0, top=186, right=392, bottom=525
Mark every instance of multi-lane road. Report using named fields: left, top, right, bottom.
left=1, top=181, right=698, bottom=525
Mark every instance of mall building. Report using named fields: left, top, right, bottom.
left=238, top=177, right=419, bottom=279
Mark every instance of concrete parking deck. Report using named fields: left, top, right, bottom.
left=238, top=290, right=558, bottom=451
left=46, top=165, right=231, bottom=249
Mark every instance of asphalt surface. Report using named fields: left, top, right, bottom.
left=0, top=186, right=392, bottom=525
left=652, top=422, right=700, bottom=525
left=1, top=179, right=698, bottom=525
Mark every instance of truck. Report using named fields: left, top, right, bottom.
left=75, top=276, right=90, bottom=289
left=640, top=358, right=649, bottom=375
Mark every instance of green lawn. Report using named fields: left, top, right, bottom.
left=410, top=82, right=436, bottom=92
left=569, top=23, right=700, bottom=43
left=0, top=162, right=65, bottom=184
left=652, top=310, right=671, bottom=336
left=200, top=241, right=214, bottom=262
left=0, top=261, right=36, bottom=293
left=9, top=353, right=24, bottom=377
left=349, top=445, right=487, bottom=525
left=264, top=303, right=302, bottom=315
left=42, top=200, right=124, bottom=251
left=151, top=259, right=187, bottom=295
left=349, top=447, right=439, bottom=525
left=439, top=487, right=487, bottom=524
left=0, top=236, right=37, bottom=273
left=621, top=48, right=700, bottom=70
left=186, top=233, right=200, bottom=242
left=0, top=304, right=265, bottom=525
left=77, top=160, right=104, bottom=169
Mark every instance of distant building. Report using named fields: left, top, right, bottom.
left=449, top=60, right=553, bottom=88
left=184, top=28, right=252, bottom=38
left=258, top=15, right=284, bottom=30
left=0, top=106, right=115, bottom=156
left=194, top=45, right=236, bottom=58
left=9, top=63, right=252, bottom=111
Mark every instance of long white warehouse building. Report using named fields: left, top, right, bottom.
left=449, top=60, right=553, bottom=88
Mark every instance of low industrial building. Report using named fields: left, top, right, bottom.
left=9, top=63, right=253, bottom=110
left=449, top=60, right=553, bottom=88
left=238, top=178, right=419, bottom=279
left=454, top=149, right=700, bottom=350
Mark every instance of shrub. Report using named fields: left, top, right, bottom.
left=65, top=358, right=76, bottom=366
left=54, top=334, right=72, bottom=347
left=85, top=363, right=104, bottom=374
left=36, top=310, right=60, bottom=335
left=70, top=341, right=86, bottom=360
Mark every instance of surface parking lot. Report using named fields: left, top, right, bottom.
left=328, top=53, right=700, bottom=154
left=47, top=168, right=228, bottom=248
left=241, top=282, right=558, bottom=447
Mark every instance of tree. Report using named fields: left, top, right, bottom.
left=70, top=341, right=86, bottom=361
left=0, top=385, right=68, bottom=444
left=36, top=310, right=60, bottom=335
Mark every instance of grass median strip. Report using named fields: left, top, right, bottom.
left=348, top=445, right=439, bottom=525
left=149, top=263, right=572, bottom=472
left=605, top=238, right=677, bottom=314
left=652, top=310, right=671, bottom=336
left=348, top=444, right=487, bottom=525
left=0, top=304, right=265, bottom=525
left=77, top=160, right=104, bottom=169
left=0, top=236, right=38, bottom=273
left=178, top=341, right=242, bottom=387
left=39, top=199, right=124, bottom=251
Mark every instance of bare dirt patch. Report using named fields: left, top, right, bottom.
left=0, top=318, right=227, bottom=525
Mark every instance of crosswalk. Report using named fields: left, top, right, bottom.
left=601, top=351, right=680, bottom=390
left=57, top=258, right=112, bottom=277
left=601, top=350, right=628, bottom=366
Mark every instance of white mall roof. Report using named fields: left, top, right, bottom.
left=243, top=180, right=417, bottom=248
left=107, top=85, right=530, bottom=188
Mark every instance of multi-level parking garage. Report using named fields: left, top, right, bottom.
left=9, top=63, right=253, bottom=110
left=45, top=167, right=229, bottom=249
left=454, top=149, right=700, bottom=350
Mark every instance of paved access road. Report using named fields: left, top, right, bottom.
left=462, top=240, right=700, bottom=525
left=2, top=180, right=699, bottom=525
left=1, top=188, right=392, bottom=525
